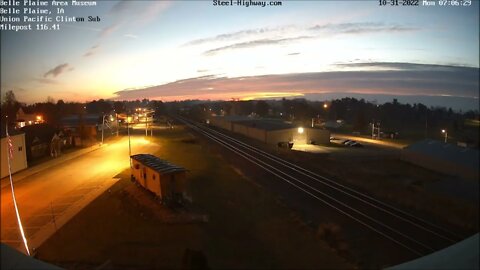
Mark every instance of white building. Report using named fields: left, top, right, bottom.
left=1, top=132, right=28, bottom=178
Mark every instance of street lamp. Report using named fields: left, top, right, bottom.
left=114, top=111, right=119, bottom=136
left=323, top=103, right=328, bottom=109
left=127, top=111, right=132, bottom=167
left=441, top=129, right=447, bottom=143
left=145, top=112, right=148, bottom=136
left=101, top=114, right=106, bottom=145
left=150, top=113, right=154, bottom=137
left=298, top=127, right=304, bottom=134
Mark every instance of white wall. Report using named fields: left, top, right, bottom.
left=1, top=133, right=28, bottom=178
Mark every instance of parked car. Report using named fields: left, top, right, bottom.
left=349, top=142, right=363, bottom=147
left=345, top=140, right=357, bottom=146
left=342, top=140, right=353, bottom=145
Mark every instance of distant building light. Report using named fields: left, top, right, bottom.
left=36, top=115, right=42, bottom=121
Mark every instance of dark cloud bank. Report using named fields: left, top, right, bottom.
left=114, top=62, right=479, bottom=111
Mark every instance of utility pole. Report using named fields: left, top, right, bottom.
left=377, top=122, right=381, bottom=139
left=145, top=112, right=148, bottom=136
left=371, top=122, right=375, bottom=139
left=5, top=121, right=31, bottom=256
left=116, top=113, right=119, bottom=136
left=127, top=112, right=132, bottom=167
left=101, top=114, right=106, bottom=145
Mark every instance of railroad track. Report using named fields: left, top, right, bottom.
left=175, top=115, right=464, bottom=257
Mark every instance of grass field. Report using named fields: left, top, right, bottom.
left=207, top=125, right=478, bottom=235
left=277, top=147, right=478, bottom=233
left=36, top=127, right=351, bottom=269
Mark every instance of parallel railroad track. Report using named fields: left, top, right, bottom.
left=175, top=115, right=465, bottom=258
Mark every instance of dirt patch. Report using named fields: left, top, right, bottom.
left=317, top=223, right=351, bottom=260
left=122, top=181, right=208, bottom=224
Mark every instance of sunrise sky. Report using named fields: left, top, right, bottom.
left=1, top=0, right=479, bottom=110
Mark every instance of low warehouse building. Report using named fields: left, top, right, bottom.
left=208, top=115, right=249, bottom=131
left=130, top=154, right=187, bottom=203
left=208, top=116, right=330, bottom=146
left=401, top=140, right=479, bottom=181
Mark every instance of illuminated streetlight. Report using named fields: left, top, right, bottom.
left=323, top=103, right=328, bottom=109
left=441, top=129, right=447, bottom=143
left=298, top=127, right=304, bottom=134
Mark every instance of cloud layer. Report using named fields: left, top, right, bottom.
left=44, top=63, right=71, bottom=78
left=204, top=36, right=314, bottom=55
left=184, top=22, right=419, bottom=56
left=309, top=22, right=418, bottom=34
left=113, top=63, right=479, bottom=103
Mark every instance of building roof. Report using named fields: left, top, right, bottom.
left=60, top=114, right=102, bottom=127
left=131, top=154, right=186, bottom=175
left=16, top=107, right=34, bottom=115
left=220, top=115, right=252, bottom=122
left=403, top=139, right=479, bottom=171
left=233, top=119, right=295, bottom=131
left=212, top=116, right=295, bottom=131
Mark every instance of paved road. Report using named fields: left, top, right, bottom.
left=1, top=134, right=159, bottom=254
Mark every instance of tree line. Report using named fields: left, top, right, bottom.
left=175, top=98, right=479, bottom=143
left=1, top=90, right=478, bottom=143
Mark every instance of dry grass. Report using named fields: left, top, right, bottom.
left=36, top=127, right=352, bottom=269
left=306, top=155, right=479, bottom=233
left=317, top=223, right=350, bottom=258
left=225, top=128, right=478, bottom=234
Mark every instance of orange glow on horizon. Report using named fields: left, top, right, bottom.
left=240, top=92, right=305, bottom=101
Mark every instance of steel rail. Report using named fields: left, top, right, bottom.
left=177, top=117, right=437, bottom=256
left=188, top=118, right=461, bottom=243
